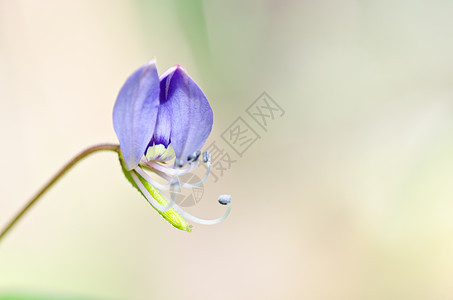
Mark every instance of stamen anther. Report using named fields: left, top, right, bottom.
left=187, top=151, right=201, bottom=162
left=218, top=194, right=231, bottom=205
left=203, top=151, right=211, bottom=163
left=175, top=159, right=184, bottom=168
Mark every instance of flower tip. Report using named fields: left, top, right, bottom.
left=173, top=64, right=189, bottom=76
left=142, top=59, right=158, bottom=74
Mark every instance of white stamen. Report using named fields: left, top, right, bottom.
left=148, top=158, right=211, bottom=189
left=147, top=160, right=198, bottom=176
left=133, top=151, right=231, bottom=227
left=173, top=202, right=231, bottom=225
left=135, top=166, right=171, bottom=190
left=130, top=171, right=175, bottom=212
left=163, top=183, right=232, bottom=225
left=150, top=168, right=172, bottom=181
left=178, top=160, right=211, bottom=188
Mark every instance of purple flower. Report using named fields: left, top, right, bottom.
left=113, top=60, right=230, bottom=231
left=113, top=60, right=213, bottom=170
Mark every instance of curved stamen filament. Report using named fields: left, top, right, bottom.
left=179, top=161, right=211, bottom=188
left=162, top=183, right=231, bottom=225
left=132, top=170, right=231, bottom=225
left=173, top=202, right=231, bottom=225
left=146, top=160, right=211, bottom=189
left=146, top=160, right=198, bottom=176
left=152, top=169, right=172, bottom=181
left=133, top=151, right=230, bottom=227
left=135, top=166, right=171, bottom=190
left=130, top=171, right=175, bottom=212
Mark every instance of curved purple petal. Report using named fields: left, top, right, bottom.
left=113, top=60, right=160, bottom=170
left=159, top=66, right=213, bottom=166
left=149, top=91, right=172, bottom=147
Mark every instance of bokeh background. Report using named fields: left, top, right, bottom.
left=1, top=0, right=453, bottom=299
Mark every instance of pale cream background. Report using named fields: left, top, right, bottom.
left=1, top=1, right=453, bottom=299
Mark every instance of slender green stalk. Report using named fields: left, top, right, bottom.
left=0, top=143, right=120, bottom=243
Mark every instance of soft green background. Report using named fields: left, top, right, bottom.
left=1, top=0, right=453, bottom=299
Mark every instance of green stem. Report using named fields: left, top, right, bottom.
left=0, top=143, right=120, bottom=243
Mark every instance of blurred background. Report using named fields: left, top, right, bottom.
left=1, top=0, right=453, bottom=299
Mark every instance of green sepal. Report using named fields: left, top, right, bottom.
left=118, top=152, right=192, bottom=232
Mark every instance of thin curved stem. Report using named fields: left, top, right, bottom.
left=0, top=143, right=120, bottom=244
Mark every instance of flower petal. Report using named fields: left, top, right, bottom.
left=159, top=66, right=213, bottom=166
left=150, top=91, right=172, bottom=147
left=113, top=60, right=160, bottom=170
